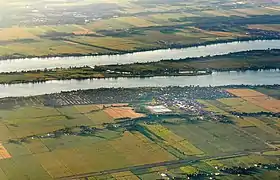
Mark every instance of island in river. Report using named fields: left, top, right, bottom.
left=1, top=49, right=280, bottom=85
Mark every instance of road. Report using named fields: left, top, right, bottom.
left=57, top=149, right=269, bottom=180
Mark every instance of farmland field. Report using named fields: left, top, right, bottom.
left=254, top=86, right=280, bottom=100
left=226, top=89, right=280, bottom=113
left=217, top=97, right=267, bottom=113
left=0, top=0, right=280, bottom=59
left=1, top=0, right=280, bottom=178
left=0, top=86, right=279, bottom=179
left=104, top=107, right=145, bottom=119
left=143, top=123, right=204, bottom=157
left=163, top=121, right=269, bottom=156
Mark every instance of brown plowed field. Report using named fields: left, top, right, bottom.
left=104, top=107, right=145, bottom=119
left=226, top=89, right=266, bottom=97
left=226, top=89, right=280, bottom=113
left=0, top=143, right=11, bottom=159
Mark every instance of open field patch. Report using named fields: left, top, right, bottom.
left=164, top=121, right=268, bottom=156
left=232, top=117, right=256, bottom=128
left=256, top=116, right=280, bottom=131
left=37, top=131, right=174, bottom=177
left=243, top=126, right=280, bottom=142
left=104, top=107, right=145, bottom=119
left=72, top=25, right=96, bottom=35
left=190, top=27, right=246, bottom=38
left=233, top=8, right=280, bottom=16
left=3, top=115, right=69, bottom=138
left=74, top=104, right=102, bottom=114
left=0, top=39, right=110, bottom=58
left=57, top=109, right=94, bottom=126
left=245, top=117, right=279, bottom=136
left=35, top=152, right=73, bottom=178
left=86, top=18, right=133, bottom=31
left=41, top=135, right=106, bottom=152
left=248, top=24, right=280, bottom=32
left=148, top=12, right=197, bottom=23
left=0, top=155, right=51, bottom=180
left=202, top=10, right=247, bottom=17
left=116, top=17, right=157, bottom=27
left=197, top=99, right=229, bottom=115
left=53, top=145, right=128, bottom=175
left=263, top=150, right=280, bottom=156
left=0, top=144, right=11, bottom=160
left=217, top=98, right=267, bottom=113
left=143, top=124, right=204, bottom=156
left=85, top=110, right=114, bottom=126
left=69, top=36, right=146, bottom=51
left=109, top=131, right=176, bottom=165
left=243, top=96, right=280, bottom=113
left=208, top=154, right=278, bottom=168
left=23, top=139, right=49, bottom=154
left=111, top=171, right=139, bottom=180
left=57, top=106, right=81, bottom=115
left=0, top=106, right=60, bottom=120
left=226, top=89, right=266, bottom=97
left=0, top=123, right=16, bottom=141
left=0, top=27, right=38, bottom=41
left=180, top=166, right=199, bottom=175
left=226, top=89, right=280, bottom=112
left=255, top=87, right=280, bottom=100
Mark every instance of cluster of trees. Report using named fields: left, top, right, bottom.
left=230, top=111, right=280, bottom=118
left=221, top=166, right=257, bottom=175
left=221, top=163, right=280, bottom=175
left=193, top=15, right=280, bottom=31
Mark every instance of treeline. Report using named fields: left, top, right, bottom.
left=189, top=15, right=280, bottom=30
left=221, top=163, right=280, bottom=175
left=230, top=111, right=280, bottom=118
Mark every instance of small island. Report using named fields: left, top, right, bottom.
left=1, top=49, right=280, bottom=85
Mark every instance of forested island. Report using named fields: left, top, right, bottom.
left=0, top=49, right=279, bottom=85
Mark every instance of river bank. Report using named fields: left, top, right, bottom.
left=0, top=37, right=278, bottom=61
left=0, top=70, right=279, bottom=98
left=1, top=39, right=280, bottom=73
left=1, top=49, right=279, bottom=85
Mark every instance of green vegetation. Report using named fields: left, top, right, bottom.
left=254, top=86, right=280, bottom=99
left=1, top=0, right=280, bottom=59
left=1, top=0, right=280, bottom=179
left=1, top=49, right=280, bottom=84
left=217, top=98, right=268, bottom=113
left=0, top=86, right=279, bottom=179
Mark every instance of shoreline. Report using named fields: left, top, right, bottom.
left=1, top=68, right=280, bottom=86
left=0, top=72, right=212, bottom=85
left=0, top=37, right=279, bottom=61
left=1, top=49, right=279, bottom=85
left=0, top=84, right=279, bottom=99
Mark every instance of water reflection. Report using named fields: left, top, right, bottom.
left=0, top=70, right=279, bottom=98
left=1, top=40, right=280, bottom=72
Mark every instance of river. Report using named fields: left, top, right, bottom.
left=1, top=39, right=280, bottom=73
left=0, top=70, right=279, bottom=98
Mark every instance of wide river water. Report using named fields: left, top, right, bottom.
left=1, top=39, right=280, bottom=73
left=0, top=70, right=279, bottom=98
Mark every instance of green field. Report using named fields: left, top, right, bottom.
left=1, top=0, right=280, bottom=177
left=0, top=86, right=279, bottom=179
left=217, top=98, right=268, bottom=113
left=163, top=121, right=269, bottom=156
left=0, top=0, right=280, bottom=59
